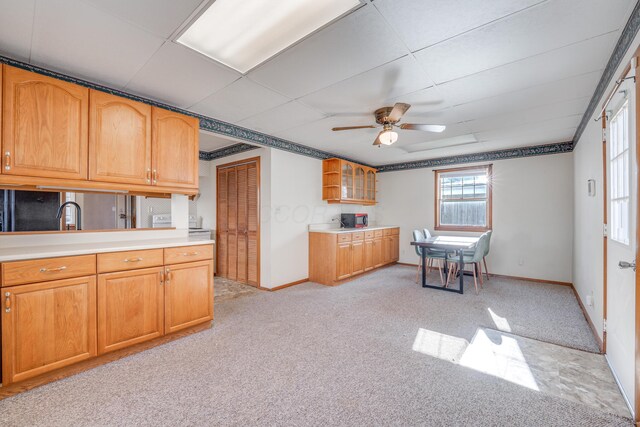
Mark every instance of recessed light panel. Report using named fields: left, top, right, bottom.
left=178, top=0, right=361, bottom=74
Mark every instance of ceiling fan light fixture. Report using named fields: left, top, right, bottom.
left=378, top=129, right=398, bottom=145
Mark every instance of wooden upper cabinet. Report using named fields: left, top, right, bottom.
left=2, top=66, right=89, bottom=180
left=89, top=90, right=152, bottom=185
left=151, top=107, right=199, bottom=189
left=323, top=158, right=376, bottom=205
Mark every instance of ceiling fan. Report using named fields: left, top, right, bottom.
left=331, top=103, right=446, bottom=147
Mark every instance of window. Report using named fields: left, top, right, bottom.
left=609, top=101, right=630, bottom=245
left=435, top=165, right=492, bottom=231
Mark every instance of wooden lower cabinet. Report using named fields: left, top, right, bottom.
left=97, top=267, right=164, bottom=354
left=309, top=228, right=400, bottom=286
left=1, top=276, right=97, bottom=385
left=165, top=260, right=214, bottom=334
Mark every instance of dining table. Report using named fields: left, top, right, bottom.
left=410, top=236, right=480, bottom=294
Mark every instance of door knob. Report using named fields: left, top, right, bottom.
left=618, top=260, right=636, bottom=271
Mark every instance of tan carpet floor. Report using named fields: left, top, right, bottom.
left=0, top=265, right=630, bottom=426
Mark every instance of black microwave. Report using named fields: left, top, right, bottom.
left=341, top=213, right=368, bottom=228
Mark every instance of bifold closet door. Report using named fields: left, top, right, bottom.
left=216, top=160, right=259, bottom=286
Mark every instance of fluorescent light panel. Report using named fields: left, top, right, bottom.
left=178, top=0, right=361, bottom=74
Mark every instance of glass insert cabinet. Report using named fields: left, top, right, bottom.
left=322, top=158, right=377, bottom=205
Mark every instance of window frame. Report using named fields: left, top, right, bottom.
left=608, top=100, right=631, bottom=246
left=434, top=164, right=493, bottom=232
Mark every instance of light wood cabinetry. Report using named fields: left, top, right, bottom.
left=164, top=259, right=214, bottom=334
left=2, top=66, right=89, bottom=180
left=0, top=65, right=199, bottom=195
left=2, top=276, right=97, bottom=385
left=89, top=90, right=152, bottom=185
left=0, top=243, right=214, bottom=390
left=322, top=158, right=377, bottom=205
left=152, top=107, right=199, bottom=189
left=97, top=267, right=164, bottom=354
left=309, top=227, right=399, bottom=286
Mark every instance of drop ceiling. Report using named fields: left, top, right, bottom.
left=0, top=0, right=635, bottom=166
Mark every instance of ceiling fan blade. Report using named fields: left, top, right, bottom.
left=400, top=123, right=446, bottom=133
left=332, top=125, right=376, bottom=131
left=388, top=103, right=411, bottom=122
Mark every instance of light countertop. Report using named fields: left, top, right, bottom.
left=309, top=226, right=399, bottom=234
left=0, top=237, right=215, bottom=262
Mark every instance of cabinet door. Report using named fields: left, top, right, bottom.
left=2, top=66, right=88, bottom=180
left=341, top=162, right=354, bottom=199
left=364, top=239, right=375, bottom=271
left=366, top=169, right=376, bottom=202
left=383, top=236, right=393, bottom=264
left=1, top=276, right=97, bottom=385
left=336, top=242, right=352, bottom=280
left=151, top=107, right=199, bottom=189
left=355, top=166, right=365, bottom=200
left=352, top=241, right=364, bottom=275
left=391, top=235, right=400, bottom=261
left=89, top=90, right=152, bottom=185
left=97, top=267, right=164, bottom=354
left=373, top=238, right=384, bottom=267
left=165, top=260, right=214, bottom=334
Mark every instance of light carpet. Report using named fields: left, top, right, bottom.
left=0, top=265, right=629, bottom=426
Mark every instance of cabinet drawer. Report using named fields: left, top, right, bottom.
left=2, top=255, right=96, bottom=287
left=364, top=230, right=375, bottom=239
left=383, top=228, right=393, bottom=236
left=352, top=232, right=364, bottom=241
left=97, top=249, right=164, bottom=273
left=391, top=227, right=400, bottom=235
left=164, top=244, right=213, bottom=264
left=374, top=230, right=384, bottom=238
left=337, top=233, right=352, bottom=243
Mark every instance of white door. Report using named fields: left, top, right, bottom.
left=606, top=74, right=637, bottom=410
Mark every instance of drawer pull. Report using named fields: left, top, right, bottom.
left=146, top=169, right=151, bottom=184
left=182, top=252, right=199, bottom=257
left=4, top=151, right=10, bottom=171
left=152, top=170, right=158, bottom=185
left=4, top=292, right=10, bottom=313
left=124, top=257, right=143, bottom=263
left=39, top=266, right=67, bottom=273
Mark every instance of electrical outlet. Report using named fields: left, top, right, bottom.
left=518, top=257, right=524, bottom=266
left=586, top=295, right=594, bottom=307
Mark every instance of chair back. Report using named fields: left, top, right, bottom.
left=423, top=229, right=432, bottom=239
left=484, top=230, right=492, bottom=257
left=413, top=230, right=424, bottom=256
left=470, top=233, right=489, bottom=263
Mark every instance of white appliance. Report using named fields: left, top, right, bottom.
left=153, top=214, right=211, bottom=240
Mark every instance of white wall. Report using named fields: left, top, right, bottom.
left=376, top=153, right=574, bottom=283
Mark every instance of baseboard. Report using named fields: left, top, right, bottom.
left=489, top=273, right=572, bottom=287
left=267, top=278, right=309, bottom=291
left=571, top=285, right=604, bottom=353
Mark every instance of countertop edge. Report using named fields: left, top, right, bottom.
left=309, top=226, right=399, bottom=234
left=0, top=239, right=215, bottom=262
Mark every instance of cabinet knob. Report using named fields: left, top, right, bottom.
left=146, top=169, right=151, bottom=184
left=165, top=268, right=171, bottom=283
left=4, top=152, right=10, bottom=171
left=152, top=170, right=158, bottom=185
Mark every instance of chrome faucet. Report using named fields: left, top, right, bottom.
left=56, top=201, right=82, bottom=231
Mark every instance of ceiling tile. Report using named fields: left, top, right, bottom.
left=31, top=0, right=164, bottom=88
left=299, top=55, right=433, bottom=115
left=82, top=0, right=203, bottom=38
left=474, top=115, right=581, bottom=142
left=373, top=0, right=544, bottom=51
left=238, top=101, right=327, bottom=134
left=126, top=42, right=240, bottom=108
left=431, top=32, right=618, bottom=108
left=0, top=0, right=35, bottom=61
left=199, top=131, right=239, bottom=152
left=248, top=5, right=409, bottom=98
left=190, top=77, right=290, bottom=123
left=415, top=0, right=633, bottom=83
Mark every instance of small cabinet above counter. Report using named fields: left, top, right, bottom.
left=322, top=158, right=376, bottom=205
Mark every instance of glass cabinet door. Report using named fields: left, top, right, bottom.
left=342, top=163, right=354, bottom=199
left=355, top=167, right=365, bottom=200
left=366, top=170, right=375, bottom=201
